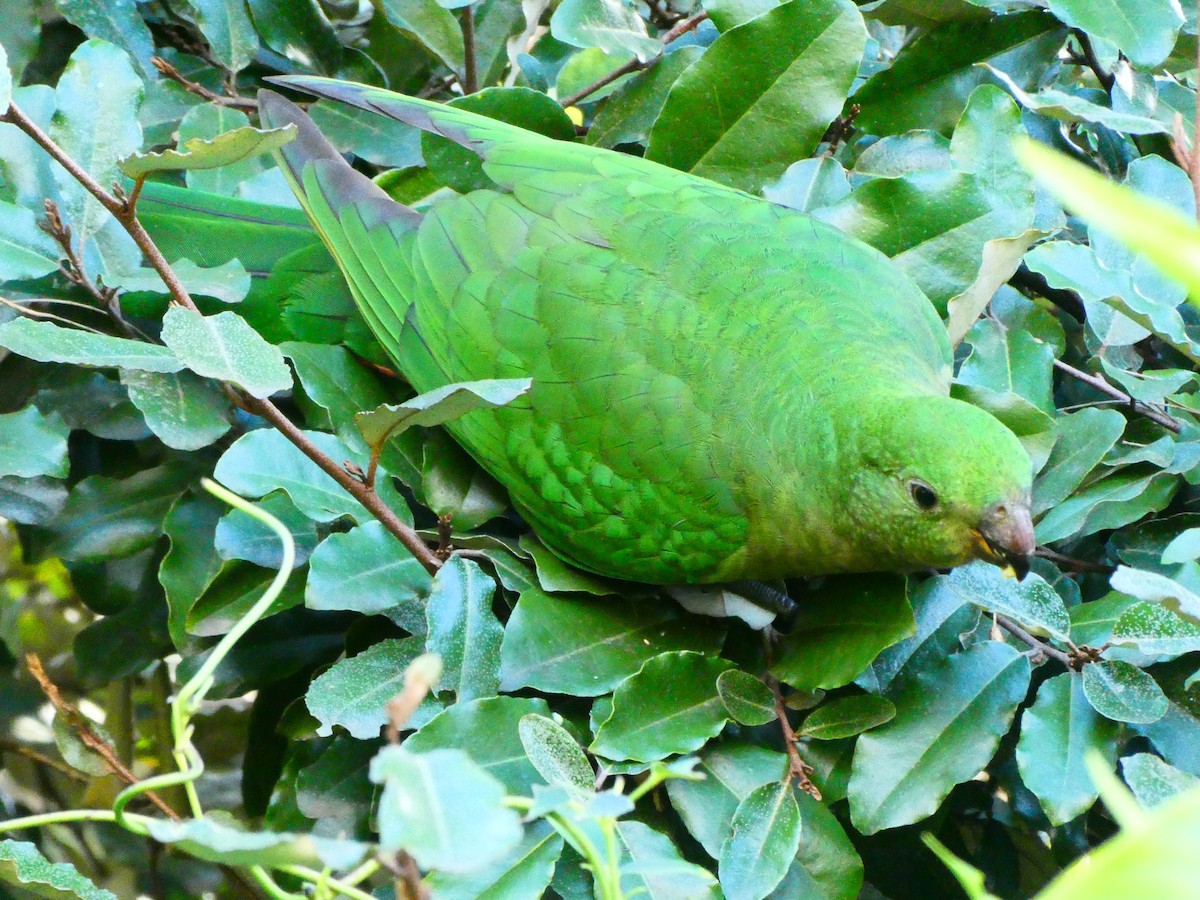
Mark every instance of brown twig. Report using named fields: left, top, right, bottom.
left=1053, top=359, right=1183, bottom=434
left=25, top=654, right=181, bottom=820
left=0, top=737, right=90, bottom=782
left=151, top=56, right=258, bottom=112
left=1072, top=30, right=1114, bottom=93
left=1, top=99, right=444, bottom=577
left=765, top=674, right=820, bottom=800
left=559, top=11, right=708, bottom=108
left=993, top=616, right=1078, bottom=669
left=436, top=515, right=454, bottom=560
left=460, top=5, right=478, bottom=94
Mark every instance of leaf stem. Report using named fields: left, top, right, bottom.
left=461, top=5, right=479, bottom=94
left=994, top=615, right=1076, bottom=669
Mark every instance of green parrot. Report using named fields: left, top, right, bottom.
left=257, top=80, right=1035, bottom=586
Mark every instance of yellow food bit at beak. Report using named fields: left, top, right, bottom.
left=565, top=106, right=584, bottom=127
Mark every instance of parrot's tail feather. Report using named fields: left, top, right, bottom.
left=265, top=75, right=523, bottom=159
left=257, top=90, right=421, bottom=230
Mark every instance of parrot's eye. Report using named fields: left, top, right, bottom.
left=908, top=480, right=938, bottom=510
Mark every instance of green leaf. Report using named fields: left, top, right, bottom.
left=305, top=521, right=430, bottom=628
left=120, top=369, right=231, bottom=451
left=160, top=492, right=225, bottom=648
left=43, top=463, right=193, bottom=563
left=0, top=406, right=68, bottom=478
left=947, top=562, right=1071, bottom=642
left=1082, top=660, right=1169, bottom=724
left=762, top=157, right=851, bottom=213
left=1111, top=603, right=1200, bottom=658
left=1109, top=566, right=1200, bottom=624
left=425, top=819, right=564, bottom=900
left=591, top=651, right=734, bottom=762
left=1046, top=0, right=1184, bottom=68
left=853, top=13, right=1064, bottom=135
left=372, top=744, right=523, bottom=873
left=119, top=124, right=295, bottom=179
left=421, top=432, right=510, bottom=530
left=0, top=39, right=10, bottom=116
left=214, top=491, right=318, bottom=569
left=426, top=556, right=504, bottom=701
left=718, top=780, right=802, bottom=900
left=1121, top=753, right=1200, bottom=808
left=557, top=48, right=639, bottom=104
left=1016, top=672, right=1120, bottom=825
left=190, top=0, right=260, bottom=73
left=109, top=257, right=252, bottom=305
left=617, top=820, right=722, bottom=900
left=1034, top=408, right=1126, bottom=516
left=356, top=377, right=531, bottom=450
left=296, top=734, right=379, bottom=832
left=55, top=0, right=155, bottom=76
left=0, top=317, right=183, bottom=372
left=405, top=696, right=551, bottom=794
left=0, top=840, right=116, bottom=900
left=586, top=46, right=704, bottom=148
left=141, top=815, right=366, bottom=870
left=160, top=307, right=292, bottom=398
left=186, top=563, right=306, bottom=638
left=519, top=713, right=595, bottom=798
left=519, top=534, right=624, bottom=596
left=377, top=0, right=465, bottom=73
left=1035, top=471, right=1179, bottom=545
left=308, top=100, right=423, bottom=168
left=499, top=587, right=725, bottom=696
left=49, top=39, right=143, bottom=245
left=0, top=476, right=68, bottom=526
left=0, top=200, right=62, bottom=279
left=647, top=0, right=865, bottom=192
left=245, top=0, right=341, bottom=73
left=984, top=65, right=1169, bottom=134
left=550, top=0, right=662, bottom=61
left=848, top=641, right=1031, bottom=833
left=214, top=429, right=392, bottom=524
left=176, top=105, right=274, bottom=195
left=771, top=574, right=914, bottom=692
left=717, top=670, right=777, bottom=726
left=306, top=636, right=442, bottom=738
left=922, top=837, right=998, bottom=900
left=798, top=694, right=896, bottom=741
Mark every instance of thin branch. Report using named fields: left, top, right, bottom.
left=25, top=654, right=181, bottom=821
left=1073, top=30, right=1114, bottom=92
left=995, top=616, right=1077, bottom=669
left=559, top=11, right=708, bottom=108
left=151, top=56, right=258, bottom=112
left=1034, top=546, right=1113, bottom=575
left=1053, top=359, right=1183, bottom=434
left=0, top=737, right=90, bottom=782
left=0, top=99, right=444, bottom=577
left=766, top=674, right=820, bottom=800
left=461, top=5, right=479, bottom=94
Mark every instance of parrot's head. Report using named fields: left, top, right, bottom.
left=847, top=397, right=1035, bottom=578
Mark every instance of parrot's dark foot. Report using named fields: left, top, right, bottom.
left=765, top=672, right=822, bottom=801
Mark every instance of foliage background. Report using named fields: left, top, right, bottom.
left=3, top=0, right=1200, bottom=897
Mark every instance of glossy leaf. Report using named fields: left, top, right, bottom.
left=120, top=124, right=295, bottom=179
left=120, top=369, right=231, bottom=451
left=771, top=574, right=913, bottom=692
left=848, top=641, right=1031, bottom=833
left=717, top=670, right=777, bottom=726
left=0, top=317, right=183, bottom=372
left=190, top=0, right=260, bottom=73
left=519, top=713, right=595, bottom=797
left=142, top=817, right=366, bottom=870
left=550, top=0, right=661, bottom=61
left=356, top=377, right=531, bottom=449
left=160, top=307, right=292, bottom=398
left=591, top=651, right=735, bottom=762
left=647, top=0, right=865, bottom=192
left=1016, top=673, right=1120, bottom=825
left=499, top=587, right=724, bottom=696
left=425, top=556, right=504, bottom=701
left=0, top=840, right=116, bottom=900
left=947, top=562, right=1071, bottom=642
left=425, top=819, right=564, bottom=900
left=1046, top=0, right=1184, bottom=68
left=617, top=820, right=722, bottom=900
left=798, top=694, right=896, bottom=741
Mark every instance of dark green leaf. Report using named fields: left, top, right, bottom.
left=499, top=586, right=724, bottom=696
left=771, top=574, right=914, bottom=692
left=190, top=0, right=260, bottom=73
left=848, top=641, right=1031, bottom=833
left=1111, top=602, right=1200, bottom=658
left=1016, top=672, right=1119, bottom=825
left=717, top=670, right=777, bottom=726
left=1046, top=0, right=1183, bottom=68
left=120, top=369, right=231, bottom=451
left=425, top=819, right=564, bottom=900
left=947, top=562, right=1071, bottom=642
left=1033, top=408, right=1126, bottom=516
left=55, top=0, right=154, bottom=76
left=798, top=695, right=896, bottom=741
left=617, top=820, right=722, bottom=899
left=214, top=492, right=318, bottom=569
left=591, top=651, right=734, bottom=762
left=377, top=0, right=465, bottom=73
left=647, top=0, right=865, bottom=192
left=587, top=46, right=704, bottom=148
left=551, top=0, right=661, bottom=60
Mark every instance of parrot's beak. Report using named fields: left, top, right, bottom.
left=974, top=501, right=1035, bottom=580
